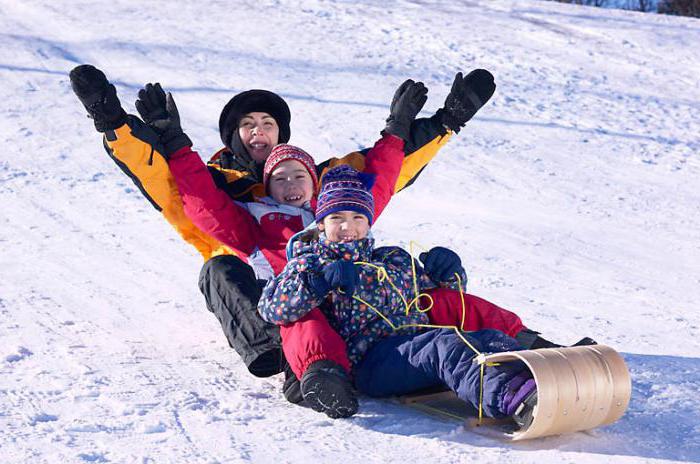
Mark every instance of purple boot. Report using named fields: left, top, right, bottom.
left=502, top=371, right=537, bottom=429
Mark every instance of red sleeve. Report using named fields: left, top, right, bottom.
left=362, top=133, right=405, bottom=220
left=168, top=146, right=258, bottom=256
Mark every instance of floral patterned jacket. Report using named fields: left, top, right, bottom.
left=258, top=235, right=467, bottom=365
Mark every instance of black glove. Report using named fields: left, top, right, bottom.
left=135, top=83, right=192, bottom=158
left=419, top=246, right=462, bottom=282
left=438, top=69, right=496, bottom=133
left=309, top=261, right=360, bottom=297
left=69, top=64, right=127, bottom=132
left=384, top=79, right=428, bottom=142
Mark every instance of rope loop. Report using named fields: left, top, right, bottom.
left=348, top=240, right=493, bottom=424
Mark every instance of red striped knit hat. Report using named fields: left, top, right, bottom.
left=263, top=144, right=319, bottom=194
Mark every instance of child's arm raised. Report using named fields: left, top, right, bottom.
left=362, top=134, right=404, bottom=221
left=168, top=146, right=259, bottom=257
left=134, top=84, right=261, bottom=258
left=364, top=80, right=428, bottom=220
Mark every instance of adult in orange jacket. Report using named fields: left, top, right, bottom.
left=69, top=65, right=501, bottom=400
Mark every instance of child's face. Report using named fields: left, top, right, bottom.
left=319, top=211, right=370, bottom=243
left=238, top=112, right=280, bottom=162
left=268, top=160, right=314, bottom=207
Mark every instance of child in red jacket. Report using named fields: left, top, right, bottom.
left=168, top=136, right=405, bottom=279
left=164, top=80, right=428, bottom=398
left=133, top=79, right=591, bottom=413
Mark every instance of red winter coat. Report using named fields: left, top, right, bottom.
left=168, top=134, right=405, bottom=278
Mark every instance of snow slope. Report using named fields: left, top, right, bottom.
left=1, top=0, right=699, bottom=462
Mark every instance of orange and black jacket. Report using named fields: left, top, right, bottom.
left=101, top=114, right=452, bottom=261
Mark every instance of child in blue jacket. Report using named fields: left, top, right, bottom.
left=259, top=165, right=537, bottom=424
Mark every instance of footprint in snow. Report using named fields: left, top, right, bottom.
left=29, top=412, right=58, bottom=426
left=78, top=452, right=108, bottom=462
left=141, top=422, right=167, bottom=434
left=5, top=346, right=33, bottom=363
left=243, top=391, right=272, bottom=400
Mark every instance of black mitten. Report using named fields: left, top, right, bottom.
left=384, top=79, right=428, bottom=141
left=135, top=83, right=192, bottom=158
left=438, top=69, right=496, bottom=133
left=69, top=64, right=127, bottom=132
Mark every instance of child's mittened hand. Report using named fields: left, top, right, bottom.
left=419, top=247, right=462, bottom=282
left=322, top=261, right=360, bottom=295
left=135, top=83, right=192, bottom=157
left=384, top=79, right=429, bottom=141
left=135, top=82, right=169, bottom=126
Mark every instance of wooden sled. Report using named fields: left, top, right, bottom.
left=400, top=344, right=631, bottom=441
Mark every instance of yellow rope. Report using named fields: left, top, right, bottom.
left=479, top=363, right=485, bottom=423
left=348, top=243, right=496, bottom=424
left=476, top=360, right=501, bottom=424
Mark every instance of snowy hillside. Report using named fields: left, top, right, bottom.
left=1, top=0, right=699, bottom=462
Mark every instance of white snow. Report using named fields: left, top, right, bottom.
left=1, top=0, right=699, bottom=462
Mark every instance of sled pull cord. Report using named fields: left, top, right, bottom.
left=349, top=263, right=477, bottom=353
left=477, top=359, right=501, bottom=424
left=351, top=252, right=494, bottom=424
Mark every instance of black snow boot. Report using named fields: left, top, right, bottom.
left=515, top=328, right=561, bottom=349
left=282, top=361, right=303, bottom=405
left=516, top=328, right=597, bottom=350
left=572, top=337, right=598, bottom=346
left=301, top=360, right=358, bottom=419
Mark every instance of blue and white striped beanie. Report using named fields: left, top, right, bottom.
left=315, top=165, right=376, bottom=225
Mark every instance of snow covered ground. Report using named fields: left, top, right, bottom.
left=1, top=0, right=699, bottom=462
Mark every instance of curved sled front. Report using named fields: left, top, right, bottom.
left=482, top=344, right=631, bottom=441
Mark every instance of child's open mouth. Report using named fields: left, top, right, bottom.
left=284, top=194, right=303, bottom=202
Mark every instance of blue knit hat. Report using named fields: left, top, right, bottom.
left=315, top=165, right=376, bottom=225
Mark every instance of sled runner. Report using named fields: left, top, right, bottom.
left=399, top=387, right=476, bottom=421
left=400, top=344, right=631, bottom=440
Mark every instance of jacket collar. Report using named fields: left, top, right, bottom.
left=316, top=236, right=374, bottom=264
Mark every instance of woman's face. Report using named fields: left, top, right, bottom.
left=319, top=211, right=370, bottom=243
left=238, top=112, right=280, bottom=162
